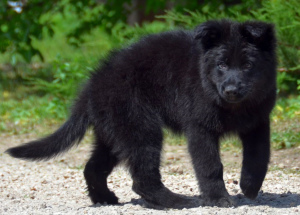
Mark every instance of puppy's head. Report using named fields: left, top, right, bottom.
left=195, top=20, right=277, bottom=106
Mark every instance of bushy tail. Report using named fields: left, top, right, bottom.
left=5, top=90, right=90, bottom=161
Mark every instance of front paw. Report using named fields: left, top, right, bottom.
left=240, top=181, right=259, bottom=199
left=201, top=195, right=235, bottom=207
left=240, top=175, right=262, bottom=199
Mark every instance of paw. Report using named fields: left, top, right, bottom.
left=241, top=185, right=259, bottom=199
left=143, top=193, right=200, bottom=209
left=134, top=184, right=201, bottom=209
left=201, top=195, right=235, bottom=207
left=240, top=168, right=266, bottom=199
left=240, top=177, right=261, bottom=199
left=90, top=190, right=119, bottom=205
left=176, top=196, right=201, bottom=209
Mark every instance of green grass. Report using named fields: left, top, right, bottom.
left=0, top=93, right=69, bottom=134
left=271, top=96, right=300, bottom=149
left=163, top=130, right=186, bottom=146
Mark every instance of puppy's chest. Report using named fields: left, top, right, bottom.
left=222, top=113, right=257, bottom=132
left=203, top=110, right=258, bottom=133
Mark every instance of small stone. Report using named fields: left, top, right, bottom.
left=228, top=179, right=233, bottom=184
left=232, top=189, right=239, bottom=194
left=41, top=180, right=48, bottom=184
left=170, top=166, right=184, bottom=174
left=166, top=153, right=175, bottom=160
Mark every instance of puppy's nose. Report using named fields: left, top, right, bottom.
left=224, top=85, right=238, bottom=97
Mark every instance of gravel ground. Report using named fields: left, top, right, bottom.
left=1, top=133, right=300, bottom=215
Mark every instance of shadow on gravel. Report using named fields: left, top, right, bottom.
left=89, top=198, right=202, bottom=210
left=89, top=192, right=300, bottom=209
left=233, top=192, right=300, bottom=208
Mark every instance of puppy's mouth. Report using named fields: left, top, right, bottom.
left=222, top=95, right=244, bottom=104
left=219, top=85, right=246, bottom=104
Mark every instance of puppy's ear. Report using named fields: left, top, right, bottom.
left=240, top=21, right=276, bottom=52
left=194, top=21, right=223, bottom=50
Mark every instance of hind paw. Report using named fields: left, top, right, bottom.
left=201, top=195, right=235, bottom=207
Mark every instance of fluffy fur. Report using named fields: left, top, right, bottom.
left=6, top=20, right=277, bottom=208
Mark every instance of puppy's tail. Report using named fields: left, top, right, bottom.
left=5, top=90, right=90, bottom=161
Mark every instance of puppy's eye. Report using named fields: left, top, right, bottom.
left=244, top=62, right=253, bottom=70
left=218, top=62, right=228, bottom=70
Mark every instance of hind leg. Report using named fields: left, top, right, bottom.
left=84, top=139, right=119, bottom=204
left=129, top=145, right=196, bottom=208
left=94, top=100, right=197, bottom=208
left=120, top=125, right=197, bottom=208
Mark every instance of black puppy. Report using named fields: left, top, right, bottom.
left=6, top=20, right=277, bottom=209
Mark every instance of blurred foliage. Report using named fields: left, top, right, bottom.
left=0, top=0, right=58, bottom=62
left=0, top=0, right=262, bottom=62
left=27, top=56, right=91, bottom=98
left=1, top=0, right=300, bottom=93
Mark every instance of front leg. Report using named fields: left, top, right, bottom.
left=187, top=126, right=233, bottom=207
left=239, top=121, right=270, bottom=199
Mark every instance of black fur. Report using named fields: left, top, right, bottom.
left=6, top=20, right=277, bottom=208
